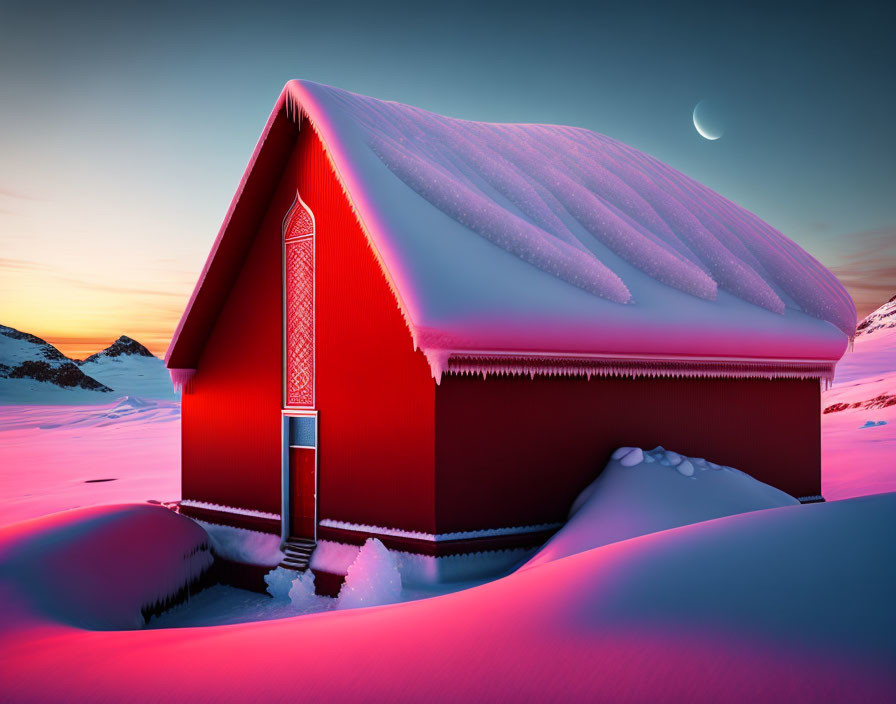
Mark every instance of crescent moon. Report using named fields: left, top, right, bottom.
left=693, top=100, right=723, bottom=140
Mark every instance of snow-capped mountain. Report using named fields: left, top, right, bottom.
left=80, top=335, right=155, bottom=364
left=827, top=294, right=896, bottom=399
left=822, top=294, right=896, bottom=499
left=855, top=294, right=896, bottom=338
left=0, top=326, right=176, bottom=404
left=78, top=336, right=177, bottom=401
left=0, top=325, right=112, bottom=403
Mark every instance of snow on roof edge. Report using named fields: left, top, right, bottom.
left=168, top=80, right=854, bottom=384
left=441, top=352, right=837, bottom=387
left=283, top=82, right=423, bottom=350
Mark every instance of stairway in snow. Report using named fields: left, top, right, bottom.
left=280, top=537, right=316, bottom=571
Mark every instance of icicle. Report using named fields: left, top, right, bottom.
left=435, top=354, right=836, bottom=384
left=422, top=348, right=450, bottom=384
left=168, top=368, right=196, bottom=393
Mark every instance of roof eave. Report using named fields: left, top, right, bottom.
left=429, top=349, right=838, bottom=386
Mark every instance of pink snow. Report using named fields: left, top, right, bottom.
left=1, top=377, right=894, bottom=699
left=523, top=446, right=798, bottom=570
left=1, top=498, right=893, bottom=702
left=0, top=504, right=210, bottom=631
left=0, top=398, right=180, bottom=526
left=822, top=309, right=896, bottom=501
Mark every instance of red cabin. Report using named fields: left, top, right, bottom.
left=166, top=81, right=854, bottom=589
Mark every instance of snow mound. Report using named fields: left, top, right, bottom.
left=264, top=566, right=297, bottom=601
left=3, top=495, right=895, bottom=701
left=0, top=504, right=212, bottom=630
left=288, top=570, right=334, bottom=615
left=27, top=396, right=180, bottom=430
left=524, top=445, right=799, bottom=570
left=111, top=395, right=156, bottom=409
left=337, top=538, right=402, bottom=610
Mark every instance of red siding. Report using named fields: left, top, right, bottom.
left=292, top=120, right=437, bottom=533
left=180, top=136, right=300, bottom=514
left=181, top=117, right=435, bottom=529
left=434, top=374, right=820, bottom=533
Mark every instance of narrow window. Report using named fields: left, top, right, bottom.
left=283, top=193, right=315, bottom=408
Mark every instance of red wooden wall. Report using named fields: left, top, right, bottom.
left=180, top=131, right=300, bottom=515
left=181, top=116, right=436, bottom=529
left=434, top=374, right=820, bottom=533
left=292, top=120, right=437, bottom=533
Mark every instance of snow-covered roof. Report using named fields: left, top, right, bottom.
left=168, top=80, right=855, bottom=382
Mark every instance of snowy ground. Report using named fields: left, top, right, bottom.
left=0, top=397, right=180, bottom=527
left=1, top=496, right=893, bottom=702
left=148, top=576, right=492, bottom=629
left=822, top=320, right=896, bottom=500
left=78, top=354, right=178, bottom=401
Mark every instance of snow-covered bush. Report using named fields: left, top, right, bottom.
left=337, top=538, right=402, bottom=610
left=264, top=566, right=297, bottom=601
left=268, top=542, right=405, bottom=613
left=288, top=570, right=335, bottom=615
left=264, top=566, right=334, bottom=614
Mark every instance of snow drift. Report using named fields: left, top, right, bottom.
left=524, top=446, right=799, bottom=570
left=1, top=494, right=894, bottom=701
left=0, top=504, right=211, bottom=630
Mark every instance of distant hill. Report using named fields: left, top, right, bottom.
left=854, top=294, right=896, bottom=338
left=78, top=336, right=177, bottom=401
left=822, top=294, right=896, bottom=499
left=80, top=335, right=155, bottom=364
left=0, top=326, right=176, bottom=404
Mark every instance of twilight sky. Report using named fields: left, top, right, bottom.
left=1, top=0, right=894, bottom=357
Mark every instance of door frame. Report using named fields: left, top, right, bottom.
left=281, top=409, right=319, bottom=544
